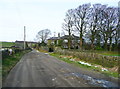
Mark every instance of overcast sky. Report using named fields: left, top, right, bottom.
left=0, top=0, right=119, bottom=42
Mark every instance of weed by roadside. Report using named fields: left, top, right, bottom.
left=36, top=48, right=120, bottom=78
left=54, top=49, right=120, bottom=68
left=49, top=53, right=119, bottom=78
left=2, top=49, right=31, bottom=81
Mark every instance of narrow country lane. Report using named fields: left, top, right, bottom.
left=3, top=50, right=119, bottom=88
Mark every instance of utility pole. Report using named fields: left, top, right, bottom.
left=24, top=26, right=26, bottom=50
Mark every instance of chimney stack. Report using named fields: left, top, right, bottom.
left=58, top=33, right=60, bottom=38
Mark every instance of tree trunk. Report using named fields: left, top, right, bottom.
left=91, top=41, right=94, bottom=50
left=80, top=37, right=82, bottom=50
left=109, top=37, right=112, bottom=51
left=104, top=39, right=108, bottom=50
left=115, top=37, right=118, bottom=51
left=91, top=34, right=95, bottom=50
left=68, top=38, right=71, bottom=49
left=80, top=30, right=83, bottom=50
left=68, top=29, right=71, bottom=49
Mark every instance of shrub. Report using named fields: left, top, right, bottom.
left=95, top=46, right=104, bottom=50
left=2, top=50, right=9, bottom=59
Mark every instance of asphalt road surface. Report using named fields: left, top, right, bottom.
left=3, top=49, right=119, bottom=87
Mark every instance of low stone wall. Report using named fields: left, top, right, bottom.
left=54, top=48, right=120, bottom=68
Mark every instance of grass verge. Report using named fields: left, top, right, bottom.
left=49, top=53, right=119, bottom=78
left=2, top=49, right=31, bottom=81
left=55, top=49, right=119, bottom=68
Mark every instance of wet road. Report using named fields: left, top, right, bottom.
left=3, top=50, right=119, bottom=87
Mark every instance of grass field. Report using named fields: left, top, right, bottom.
left=87, top=50, right=120, bottom=56
left=99, top=51, right=120, bottom=56
left=1, top=42, right=15, bottom=47
left=69, top=49, right=120, bottom=57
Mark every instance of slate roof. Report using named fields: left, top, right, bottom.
left=15, top=41, right=37, bottom=43
left=48, top=35, right=80, bottom=40
left=47, top=37, right=60, bottom=40
left=60, top=35, right=79, bottom=40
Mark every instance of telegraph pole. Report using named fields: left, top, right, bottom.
left=24, top=26, right=26, bottom=50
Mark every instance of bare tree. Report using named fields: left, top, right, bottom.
left=97, top=5, right=108, bottom=50
left=73, top=3, right=91, bottom=49
left=62, top=3, right=119, bottom=51
left=36, top=29, right=51, bottom=43
left=88, top=4, right=103, bottom=49
left=113, top=7, right=120, bottom=50
left=107, top=7, right=117, bottom=51
left=62, top=9, right=74, bottom=49
left=99, top=6, right=117, bottom=51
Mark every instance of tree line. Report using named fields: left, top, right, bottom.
left=62, top=3, right=120, bottom=51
